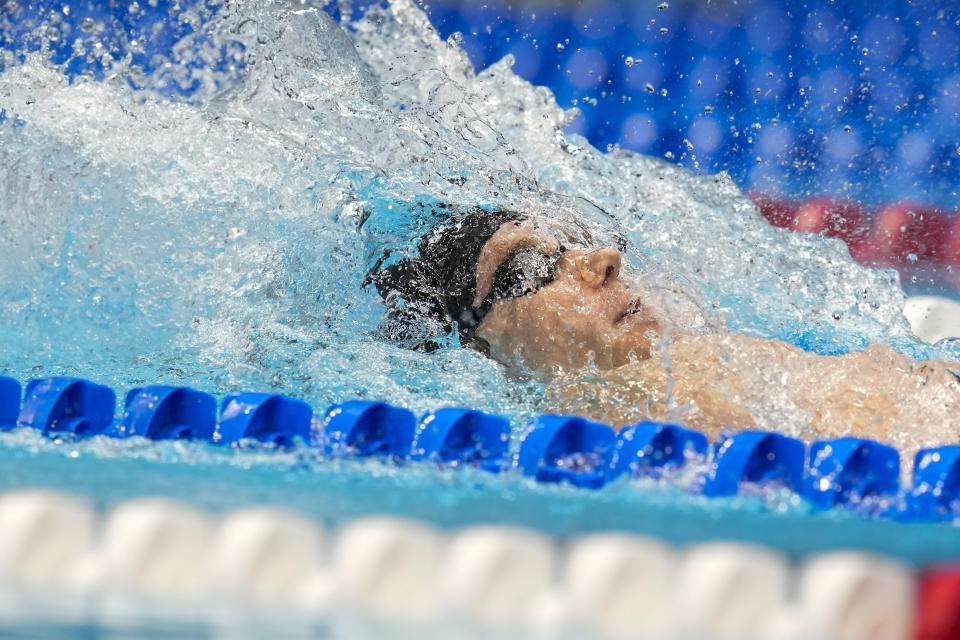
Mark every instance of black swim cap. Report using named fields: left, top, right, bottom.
left=368, top=207, right=560, bottom=352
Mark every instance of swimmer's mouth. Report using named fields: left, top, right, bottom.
left=616, top=297, right=646, bottom=323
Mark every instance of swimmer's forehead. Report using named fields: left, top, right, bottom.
left=471, top=215, right=627, bottom=308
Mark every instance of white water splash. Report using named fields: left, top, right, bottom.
left=0, top=0, right=938, bottom=427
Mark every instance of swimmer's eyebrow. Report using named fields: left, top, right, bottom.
left=472, top=220, right=560, bottom=308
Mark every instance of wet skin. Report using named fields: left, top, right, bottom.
left=470, top=222, right=960, bottom=449
left=473, top=221, right=663, bottom=374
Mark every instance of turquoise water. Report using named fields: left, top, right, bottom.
left=0, top=430, right=956, bottom=567
left=1, top=0, right=959, bottom=582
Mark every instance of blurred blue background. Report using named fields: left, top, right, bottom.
left=3, top=0, right=960, bottom=209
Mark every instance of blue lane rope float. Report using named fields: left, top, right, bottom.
left=216, top=393, right=313, bottom=446
left=516, top=415, right=617, bottom=489
left=321, top=400, right=416, bottom=458
left=704, top=431, right=805, bottom=497
left=0, top=376, right=19, bottom=430
left=114, top=386, right=217, bottom=440
left=411, top=407, right=511, bottom=472
left=906, top=446, right=960, bottom=522
left=0, top=375, right=955, bottom=522
left=803, top=437, right=901, bottom=510
left=608, top=420, right=709, bottom=481
left=17, top=377, right=116, bottom=437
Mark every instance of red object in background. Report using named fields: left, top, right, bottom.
left=752, top=193, right=798, bottom=229
left=915, top=566, right=960, bottom=640
left=751, top=194, right=959, bottom=274
left=751, top=193, right=872, bottom=258
left=859, top=203, right=953, bottom=267
left=942, top=216, right=960, bottom=267
left=792, top=197, right=870, bottom=250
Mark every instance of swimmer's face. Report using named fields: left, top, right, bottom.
left=474, top=221, right=663, bottom=375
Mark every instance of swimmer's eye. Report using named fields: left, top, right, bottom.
left=488, top=247, right=561, bottom=302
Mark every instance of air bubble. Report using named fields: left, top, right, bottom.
left=624, top=56, right=634, bottom=68
left=657, top=2, right=669, bottom=9
left=79, top=16, right=95, bottom=32
left=659, top=27, right=669, bottom=35
left=644, top=82, right=655, bottom=93
left=556, top=42, right=565, bottom=52
left=447, top=31, right=463, bottom=46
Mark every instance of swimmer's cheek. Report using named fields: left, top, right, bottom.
left=606, top=320, right=659, bottom=368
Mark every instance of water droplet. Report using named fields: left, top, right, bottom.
left=659, top=27, right=669, bottom=35
left=657, top=2, right=669, bottom=9
left=61, top=4, right=69, bottom=15
left=850, top=34, right=859, bottom=43
left=907, top=253, right=918, bottom=264
left=861, top=47, right=869, bottom=56
left=843, top=124, right=852, bottom=132
left=664, top=151, right=674, bottom=159
left=644, top=82, right=655, bottom=93
left=79, top=16, right=95, bottom=32
left=832, top=311, right=842, bottom=320
left=128, top=1, right=139, bottom=13
left=683, top=138, right=695, bottom=150
left=556, top=42, right=565, bottom=52
left=447, top=31, right=463, bottom=46
left=46, top=26, right=61, bottom=41
left=704, top=105, right=714, bottom=113
left=659, top=88, right=668, bottom=96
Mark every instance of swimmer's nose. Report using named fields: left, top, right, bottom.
left=578, top=248, right=622, bottom=288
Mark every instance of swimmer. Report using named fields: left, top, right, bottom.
left=370, top=208, right=960, bottom=450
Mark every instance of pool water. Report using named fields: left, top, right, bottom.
left=0, top=428, right=956, bottom=567
left=1, top=0, right=958, bottom=576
